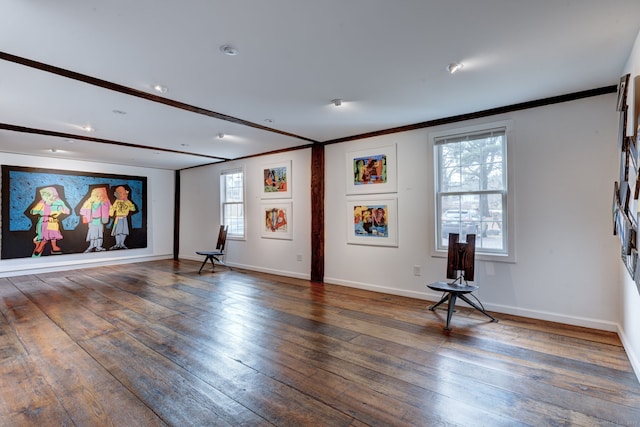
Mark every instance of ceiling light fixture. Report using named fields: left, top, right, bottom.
left=153, top=84, right=168, bottom=94
left=447, top=62, right=464, bottom=74
left=217, top=133, right=225, bottom=139
left=331, top=98, right=343, bottom=107
left=82, top=125, right=95, bottom=132
left=220, top=45, right=238, bottom=56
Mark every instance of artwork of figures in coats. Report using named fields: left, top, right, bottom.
left=1, top=165, right=146, bottom=259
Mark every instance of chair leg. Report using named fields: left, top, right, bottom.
left=445, top=293, right=458, bottom=331
left=198, top=256, right=210, bottom=274
left=429, top=294, right=450, bottom=311
left=458, top=294, right=498, bottom=322
left=212, top=256, right=231, bottom=270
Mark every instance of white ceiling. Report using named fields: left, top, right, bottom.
left=1, top=0, right=639, bottom=170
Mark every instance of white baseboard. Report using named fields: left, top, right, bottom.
left=181, top=255, right=311, bottom=280
left=617, top=325, right=640, bottom=384
left=323, top=276, right=619, bottom=332
left=0, top=254, right=172, bottom=278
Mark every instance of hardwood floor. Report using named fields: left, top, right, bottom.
left=1, top=260, right=639, bottom=426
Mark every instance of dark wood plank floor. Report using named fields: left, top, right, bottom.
left=1, top=260, right=639, bottom=426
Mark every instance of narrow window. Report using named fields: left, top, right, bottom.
left=435, top=127, right=509, bottom=256
left=220, top=168, right=245, bottom=239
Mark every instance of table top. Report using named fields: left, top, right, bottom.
left=428, top=281, right=478, bottom=293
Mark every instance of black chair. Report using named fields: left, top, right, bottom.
left=196, top=225, right=229, bottom=273
left=427, top=233, right=497, bottom=330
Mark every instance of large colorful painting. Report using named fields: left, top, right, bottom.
left=1, top=165, right=147, bottom=259
left=346, top=197, right=398, bottom=247
left=346, top=144, right=397, bottom=194
left=261, top=160, right=291, bottom=199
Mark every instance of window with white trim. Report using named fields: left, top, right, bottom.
left=434, top=126, right=509, bottom=256
left=220, top=168, right=245, bottom=239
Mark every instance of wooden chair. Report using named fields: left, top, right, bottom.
left=196, top=225, right=229, bottom=273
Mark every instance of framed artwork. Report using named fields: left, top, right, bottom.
left=613, top=181, right=621, bottom=236
left=617, top=207, right=633, bottom=256
left=345, top=144, right=397, bottom=195
left=261, top=202, right=292, bottom=239
left=617, top=73, right=630, bottom=112
left=261, top=160, right=291, bottom=199
left=627, top=248, right=638, bottom=278
left=1, top=165, right=147, bottom=259
left=346, top=197, right=398, bottom=247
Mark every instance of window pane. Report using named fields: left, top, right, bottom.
left=224, top=203, right=244, bottom=235
left=439, top=193, right=504, bottom=252
left=225, top=172, right=243, bottom=202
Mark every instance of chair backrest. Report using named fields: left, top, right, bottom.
left=216, top=225, right=228, bottom=251
left=446, top=233, right=475, bottom=281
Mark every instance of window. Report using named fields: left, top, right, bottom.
left=434, top=125, right=510, bottom=257
left=220, top=168, right=245, bottom=239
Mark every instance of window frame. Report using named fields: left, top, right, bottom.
left=220, top=167, right=246, bottom=240
left=431, top=120, right=516, bottom=263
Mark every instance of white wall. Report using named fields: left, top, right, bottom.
left=0, top=153, right=175, bottom=277
left=180, top=95, right=623, bottom=335
left=619, top=29, right=640, bottom=382
left=324, top=94, right=621, bottom=332
left=180, top=149, right=312, bottom=279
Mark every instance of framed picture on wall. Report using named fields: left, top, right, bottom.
left=617, top=208, right=633, bottom=255
left=345, top=144, right=397, bottom=195
left=617, top=73, right=630, bottom=112
left=261, top=202, right=292, bottom=239
left=1, top=165, right=147, bottom=259
left=346, top=197, right=398, bottom=247
left=261, top=160, right=291, bottom=199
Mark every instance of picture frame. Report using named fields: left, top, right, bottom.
left=617, top=208, right=632, bottom=256
left=261, top=160, right=291, bottom=199
left=261, top=202, right=292, bottom=240
left=625, top=248, right=637, bottom=277
left=617, top=73, right=630, bottom=112
left=346, top=197, right=398, bottom=247
left=613, top=181, right=621, bottom=236
left=345, top=144, right=397, bottom=195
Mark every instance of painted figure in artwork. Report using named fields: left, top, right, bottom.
left=353, top=154, right=386, bottom=185
left=30, top=186, right=70, bottom=257
left=109, top=186, right=136, bottom=250
left=372, top=207, right=388, bottom=236
left=264, top=167, right=287, bottom=193
left=80, top=187, right=112, bottom=252
left=265, top=208, right=287, bottom=232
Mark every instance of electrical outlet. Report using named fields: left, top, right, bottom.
left=413, top=265, right=421, bottom=276
left=296, top=254, right=302, bottom=262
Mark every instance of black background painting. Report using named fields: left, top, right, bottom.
left=1, top=165, right=147, bottom=260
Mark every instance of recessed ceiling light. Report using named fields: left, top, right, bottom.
left=220, top=45, right=238, bottom=56
left=447, top=62, right=464, bottom=74
left=82, top=125, right=95, bottom=132
left=153, top=84, right=168, bottom=93
left=331, top=98, right=343, bottom=107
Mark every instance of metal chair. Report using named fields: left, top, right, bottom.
left=196, top=225, right=229, bottom=273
